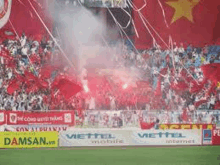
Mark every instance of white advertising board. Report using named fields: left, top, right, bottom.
left=131, top=130, right=202, bottom=146
left=59, top=129, right=202, bottom=146
left=59, top=129, right=131, bottom=146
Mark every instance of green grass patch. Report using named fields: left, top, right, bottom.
left=0, top=146, right=219, bottom=165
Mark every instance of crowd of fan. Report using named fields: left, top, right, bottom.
left=0, top=33, right=68, bottom=111
left=0, top=33, right=220, bottom=112
left=118, top=42, right=220, bottom=111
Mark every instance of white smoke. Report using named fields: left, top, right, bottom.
left=52, top=4, right=145, bottom=87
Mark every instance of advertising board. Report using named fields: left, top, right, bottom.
left=131, top=130, right=202, bottom=146
left=159, top=124, right=215, bottom=130
left=6, top=111, right=74, bottom=125
left=60, top=129, right=203, bottom=147
left=202, top=129, right=212, bottom=145
left=10, top=125, right=69, bottom=132
left=212, top=129, right=220, bottom=145
left=59, top=129, right=131, bottom=146
left=0, top=132, right=58, bottom=148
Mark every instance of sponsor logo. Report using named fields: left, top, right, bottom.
left=66, top=133, right=116, bottom=139
left=166, top=139, right=195, bottom=144
left=0, top=132, right=58, bottom=148
left=203, top=130, right=212, bottom=140
left=9, top=113, right=17, bottom=124
left=137, top=132, right=186, bottom=138
left=203, top=129, right=212, bottom=144
left=64, top=113, right=72, bottom=123
left=65, top=133, right=124, bottom=144
left=4, top=137, right=55, bottom=146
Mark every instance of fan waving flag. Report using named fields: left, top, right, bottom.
left=133, top=0, right=220, bottom=49
left=201, top=63, right=220, bottom=85
left=52, top=77, right=82, bottom=100
left=7, top=79, right=20, bottom=95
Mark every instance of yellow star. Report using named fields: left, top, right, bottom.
left=217, top=82, right=220, bottom=89
left=166, top=0, right=200, bottom=24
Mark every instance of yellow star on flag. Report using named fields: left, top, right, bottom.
left=166, top=0, right=200, bottom=24
left=217, top=82, right=220, bottom=89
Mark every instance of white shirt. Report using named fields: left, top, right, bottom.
left=198, top=74, right=204, bottom=82
left=20, top=36, right=27, bottom=47
left=210, top=96, right=215, bottom=105
left=178, top=47, right=185, bottom=53
left=21, top=47, right=28, bottom=56
left=8, top=71, right=12, bottom=79
left=189, top=104, right=195, bottom=111
left=174, top=46, right=178, bottom=53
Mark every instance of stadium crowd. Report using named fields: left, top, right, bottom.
left=0, top=33, right=220, bottom=112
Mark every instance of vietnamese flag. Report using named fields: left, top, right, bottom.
left=133, top=0, right=220, bottom=49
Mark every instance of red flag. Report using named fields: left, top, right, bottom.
left=59, top=80, right=82, bottom=100
left=133, top=0, right=220, bottom=49
left=30, top=54, right=41, bottom=64
left=194, top=99, right=207, bottom=108
left=189, top=79, right=207, bottom=94
left=51, top=74, right=65, bottom=89
left=40, top=65, right=58, bottom=79
left=7, top=79, right=20, bottom=95
left=214, top=101, right=220, bottom=110
left=201, top=64, right=220, bottom=85
left=24, top=70, right=37, bottom=82
left=14, top=72, right=25, bottom=83
left=140, top=120, right=155, bottom=129
left=53, top=77, right=82, bottom=100
left=6, top=59, right=16, bottom=68
left=171, top=80, right=189, bottom=92
left=0, top=49, right=13, bottom=60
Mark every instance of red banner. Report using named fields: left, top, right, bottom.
left=212, top=129, right=220, bottom=145
left=160, top=124, right=215, bottom=130
left=6, top=111, right=74, bottom=126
